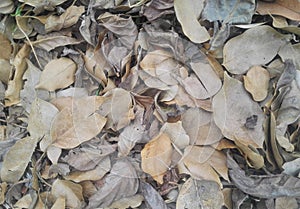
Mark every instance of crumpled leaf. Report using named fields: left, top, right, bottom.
left=51, top=96, right=107, bottom=149
left=142, top=0, right=174, bottom=21
left=140, top=181, right=168, bottom=209
left=99, top=88, right=133, bottom=131
left=181, top=108, right=223, bottom=145
left=86, top=159, right=139, bottom=209
left=180, top=145, right=228, bottom=186
left=51, top=179, right=83, bottom=208
left=45, top=6, right=85, bottom=32
left=1, top=136, right=38, bottom=183
left=244, top=66, right=270, bottom=101
left=212, top=72, right=265, bottom=148
left=0, top=0, right=14, bottom=14
left=141, top=133, right=173, bottom=184
left=257, top=0, right=300, bottom=21
left=228, top=152, right=300, bottom=198
left=223, top=25, right=290, bottom=74
left=5, top=44, right=31, bottom=106
left=174, top=0, right=210, bottom=43
left=35, top=57, right=77, bottom=91
left=202, top=0, right=256, bottom=24
left=176, top=178, right=224, bottom=209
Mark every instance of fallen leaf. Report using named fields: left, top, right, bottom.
left=257, top=0, right=300, bottom=21
left=51, top=196, right=65, bottom=209
left=174, top=0, right=210, bottom=43
left=35, top=57, right=77, bottom=91
left=243, top=66, right=270, bottom=101
left=1, top=136, right=38, bottom=183
left=51, top=179, right=84, bottom=208
left=141, top=133, right=173, bottom=184
left=212, top=72, right=265, bottom=148
left=142, top=0, right=173, bottom=21
left=5, top=44, right=31, bottom=106
left=107, top=194, right=144, bottom=209
left=176, top=178, right=224, bottom=209
left=45, top=6, right=85, bottom=32
left=86, top=159, right=139, bottom=209
left=275, top=197, right=298, bottom=209
left=271, top=15, right=300, bottom=37
left=51, top=96, right=107, bottom=149
left=181, top=145, right=229, bottom=186
left=0, top=59, right=12, bottom=84
left=223, top=25, right=290, bottom=74
left=0, top=33, right=12, bottom=60
left=283, top=158, right=300, bottom=176
left=140, top=181, right=168, bottom=209
left=202, top=0, right=256, bottom=24
left=0, top=0, right=14, bottom=14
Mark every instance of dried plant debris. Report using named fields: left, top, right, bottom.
left=0, top=0, right=300, bottom=208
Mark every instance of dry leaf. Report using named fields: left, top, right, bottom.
left=107, top=194, right=144, bottom=209
left=87, top=159, right=139, bottom=209
left=45, top=6, right=85, bottom=32
left=1, top=136, right=38, bottom=183
left=174, top=0, right=210, bottom=43
left=0, top=33, right=12, bottom=60
left=257, top=0, right=300, bottom=21
left=244, top=66, right=270, bottom=101
left=212, top=72, right=265, bottom=147
left=35, top=57, right=77, bottom=91
left=51, top=196, right=65, bottom=209
left=176, top=178, right=224, bottom=209
left=51, top=179, right=84, bottom=208
left=5, top=44, right=31, bottom=106
left=0, top=0, right=14, bottom=14
left=181, top=145, right=228, bottom=186
left=0, top=59, right=12, bottom=84
left=51, top=96, right=107, bottom=149
left=223, top=25, right=290, bottom=74
left=141, top=133, right=173, bottom=184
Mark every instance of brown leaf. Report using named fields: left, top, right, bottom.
left=45, top=6, right=85, bottom=32
left=51, top=179, right=84, bottom=208
left=35, top=57, right=77, bottom=91
left=257, top=0, right=300, bottom=21
left=51, top=96, right=107, bottom=149
left=244, top=66, right=270, bottom=101
left=212, top=72, right=265, bottom=148
left=1, top=136, right=38, bottom=183
left=223, top=25, right=290, bottom=74
left=0, top=33, right=12, bottom=60
left=141, top=133, right=173, bottom=184
left=176, top=178, right=224, bottom=209
left=174, top=0, right=210, bottom=43
left=0, top=0, right=14, bottom=14
left=0, top=59, right=12, bottom=84
left=86, top=159, right=139, bottom=209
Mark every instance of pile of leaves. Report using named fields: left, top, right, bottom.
left=0, top=0, right=300, bottom=208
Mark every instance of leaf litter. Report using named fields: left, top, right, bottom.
left=0, top=0, right=300, bottom=208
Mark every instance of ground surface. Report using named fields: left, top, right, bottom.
left=0, top=0, right=300, bottom=208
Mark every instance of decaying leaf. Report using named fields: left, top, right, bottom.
left=51, top=96, right=107, bottom=149
left=174, top=0, right=210, bottom=43
left=0, top=33, right=12, bottom=60
left=35, top=57, right=76, bottom=91
left=86, top=159, right=139, bottom=209
left=212, top=72, right=265, bottom=147
left=141, top=133, right=173, bottom=184
left=223, top=25, right=290, bottom=74
left=1, top=136, right=38, bottom=183
left=257, top=0, right=300, bottom=21
left=180, top=145, right=228, bottom=186
left=51, top=179, right=84, bottom=208
left=244, top=66, right=270, bottom=101
left=45, top=6, right=85, bottom=32
left=176, top=178, right=224, bottom=209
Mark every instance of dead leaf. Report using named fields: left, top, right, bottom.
left=275, top=197, right=298, bottom=209
left=140, top=181, right=168, bottom=209
left=174, top=0, right=210, bottom=43
left=35, top=57, right=77, bottom=91
left=51, top=97, right=106, bottom=149
left=45, top=6, right=85, bottom=32
left=1, top=136, right=38, bottom=183
left=141, top=133, right=173, bottom=184
left=283, top=158, right=300, bottom=176
left=107, top=194, right=144, bottom=209
left=176, top=178, right=224, bottom=209
left=257, top=0, right=300, bottom=21
left=0, top=0, right=14, bottom=14
left=5, top=44, right=31, bottom=106
left=0, top=33, right=12, bottom=60
left=86, top=159, right=139, bottom=209
left=51, top=196, right=65, bottom=209
left=271, top=15, right=300, bottom=37
left=223, top=25, right=290, bottom=74
left=0, top=59, right=12, bottom=84
left=51, top=179, right=84, bottom=208
left=202, top=0, right=256, bottom=24
left=244, top=66, right=270, bottom=101
left=212, top=72, right=265, bottom=148
left=180, top=145, right=229, bottom=186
